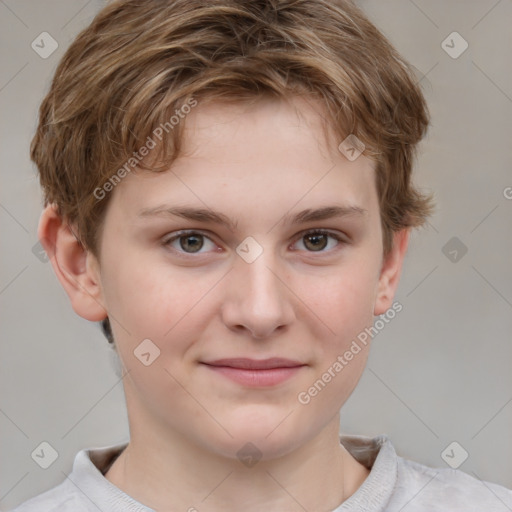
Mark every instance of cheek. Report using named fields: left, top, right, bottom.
left=295, top=271, right=375, bottom=415
left=102, top=254, right=220, bottom=351
left=301, top=261, right=378, bottom=343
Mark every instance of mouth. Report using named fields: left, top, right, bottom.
left=200, top=358, right=307, bottom=387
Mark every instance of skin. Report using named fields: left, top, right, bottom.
left=39, top=95, right=410, bottom=511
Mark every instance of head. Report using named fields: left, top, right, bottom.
left=34, top=0, right=434, bottom=459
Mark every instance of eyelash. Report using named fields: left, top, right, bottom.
left=162, top=229, right=346, bottom=258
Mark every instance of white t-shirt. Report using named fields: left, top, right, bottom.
left=9, top=434, right=512, bottom=511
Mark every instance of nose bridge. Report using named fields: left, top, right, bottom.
left=222, top=242, right=294, bottom=337
left=243, top=251, right=281, bottom=303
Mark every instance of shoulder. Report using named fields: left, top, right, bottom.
left=9, top=442, right=129, bottom=512
left=8, top=480, right=91, bottom=512
left=341, top=433, right=512, bottom=511
left=389, top=455, right=512, bottom=511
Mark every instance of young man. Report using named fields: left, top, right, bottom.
left=12, top=0, right=512, bottom=510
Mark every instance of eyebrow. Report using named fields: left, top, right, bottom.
left=137, top=204, right=367, bottom=231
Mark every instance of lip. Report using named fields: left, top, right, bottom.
left=203, top=358, right=305, bottom=370
left=201, top=358, right=306, bottom=387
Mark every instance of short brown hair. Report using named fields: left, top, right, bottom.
left=31, top=0, right=435, bottom=342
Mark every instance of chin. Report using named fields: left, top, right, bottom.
left=203, top=407, right=309, bottom=461
left=204, top=432, right=304, bottom=464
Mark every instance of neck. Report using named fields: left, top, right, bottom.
left=105, top=414, right=370, bottom=511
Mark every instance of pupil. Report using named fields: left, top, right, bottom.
left=181, top=235, right=203, bottom=253
left=305, top=233, right=327, bottom=251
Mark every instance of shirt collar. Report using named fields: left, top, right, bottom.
left=334, top=434, right=398, bottom=511
left=71, top=441, right=153, bottom=512
left=70, top=433, right=397, bottom=512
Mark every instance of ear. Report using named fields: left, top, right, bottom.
left=373, top=228, right=410, bottom=316
left=37, top=204, right=107, bottom=322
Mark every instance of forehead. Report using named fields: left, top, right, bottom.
left=181, top=95, right=343, bottom=161
left=110, top=96, right=379, bottom=225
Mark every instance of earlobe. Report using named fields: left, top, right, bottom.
left=37, top=204, right=108, bottom=322
left=373, top=229, right=410, bottom=316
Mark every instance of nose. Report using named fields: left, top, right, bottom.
left=220, top=250, right=295, bottom=339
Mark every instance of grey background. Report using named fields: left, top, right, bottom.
left=1, top=0, right=511, bottom=509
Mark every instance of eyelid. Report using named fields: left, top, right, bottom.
left=162, top=228, right=214, bottom=243
left=295, top=228, right=346, bottom=241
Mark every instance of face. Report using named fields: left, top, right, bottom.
left=87, top=96, right=396, bottom=460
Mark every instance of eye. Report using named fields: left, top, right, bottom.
left=162, top=230, right=218, bottom=255
left=162, top=228, right=346, bottom=257
left=292, top=229, right=345, bottom=253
